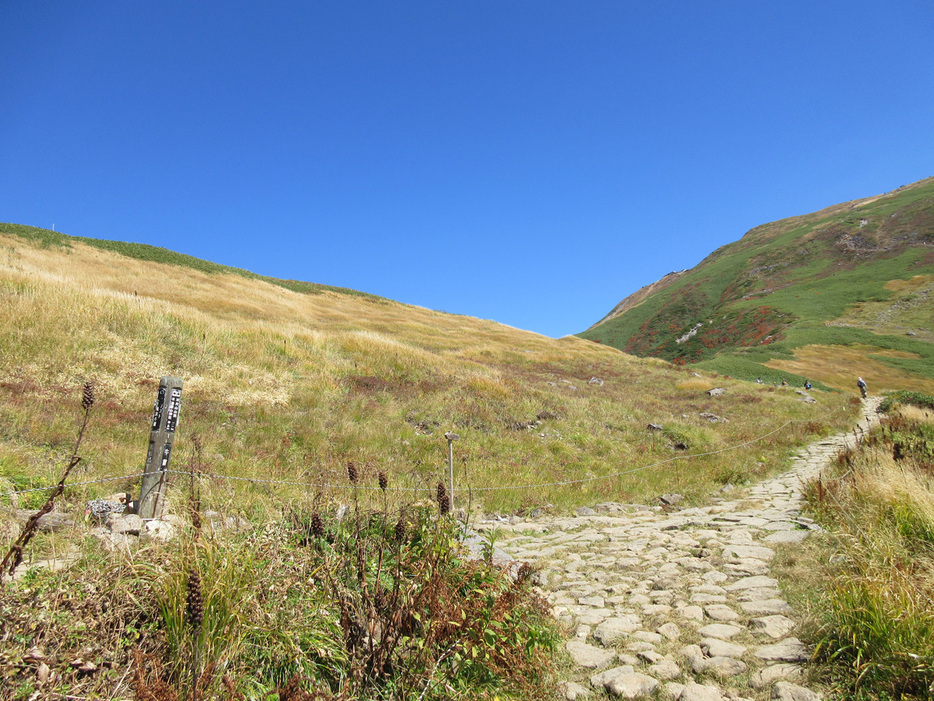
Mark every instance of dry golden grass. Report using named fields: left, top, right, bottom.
left=675, top=378, right=714, bottom=391
left=0, top=233, right=857, bottom=518
left=766, top=343, right=934, bottom=394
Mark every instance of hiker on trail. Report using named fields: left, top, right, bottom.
left=857, top=377, right=868, bottom=399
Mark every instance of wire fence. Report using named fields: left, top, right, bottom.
left=0, top=402, right=851, bottom=503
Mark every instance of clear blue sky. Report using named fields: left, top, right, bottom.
left=2, top=2, right=932, bottom=338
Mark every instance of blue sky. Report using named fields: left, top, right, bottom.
left=2, top=2, right=932, bottom=338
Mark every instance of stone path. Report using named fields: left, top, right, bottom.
left=484, top=398, right=881, bottom=701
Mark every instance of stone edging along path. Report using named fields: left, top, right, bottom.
left=484, top=398, right=882, bottom=701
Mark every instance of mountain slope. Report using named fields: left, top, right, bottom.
left=0, top=224, right=850, bottom=517
left=579, top=177, right=934, bottom=393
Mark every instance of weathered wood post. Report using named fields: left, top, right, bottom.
left=139, top=376, right=183, bottom=520
left=444, top=431, right=460, bottom=513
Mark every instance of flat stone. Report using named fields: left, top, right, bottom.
left=724, top=575, right=779, bottom=591
left=606, top=672, right=659, bottom=699
left=648, top=659, right=681, bottom=680
left=690, top=593, right=727, bottom=604
left=722, top=544, right=775, bottom=561
left=566, top=640, right=616, bottom=668
left=678, top=682, right=725, bottom=701
left=697, top=623, right=743, bottom=640
left=750, top=615, right=797, bottom=639
left=657, top=622, right=682, bottom=640
left=633, top=631, right=664, bottom=645
left=594, top=615, right=642, bottom=644
left=590, top=665, right=636, bottom=689
left=662, top=682, right=685, bottom=701
left=755, top=638, right=808, bottom=662
left=677, top=605, right=704, bottom=622
left=638, top=650, right=664, bottom=664
left=561, top=680, right=592, bottom=700
left=700, top=656, right=747, bottom=678
left=579, top=595, right=606, bottom=607
left=643, top=604, right=673, bottom=616
left=748, top=664, right=803, bottom=689
left=704, top=604, right=740, bottom=621
left=741, top=599, right=793, bottom=615
left=771, top=681, right=822, bottom=701
left=763, top=530, right=810, bottom=544
left=108, top=513, right=143, bottom=536
left=578, top=608, right=614, bottom=625
left=701, top=638, right=747, bottom=658
left=724, top=560, right=770, bottom=576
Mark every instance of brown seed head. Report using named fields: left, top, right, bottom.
left=186, top=569, right=204, bottom=630
left=347, top=461, right=358, bottom=484
left=394, top=516, right=406, bottom=542
left=310, top=511, right=325, bottom=539
left=436, top=481, right=449, bottom=516
left=378, top=470, right=388, bottom=492
left=82, top=381, right=95, bottom=411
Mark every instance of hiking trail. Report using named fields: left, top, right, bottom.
left=485, top=397, right=882, bottom=701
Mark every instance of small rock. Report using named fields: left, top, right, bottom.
left=755, top=638, right=808, bottom=662
left=701, top=656, right=747, bottom=678
left=699, top=412, right=728, bottom=422
left=638, top=650, right=664, bottom=664
left=750, top=615, right=797, bottom=639
left=704, top=604, right=740, bottom=621
left=697, top=623, right=742, bottom=640
left=606, top=672, right=659, bottom=699
left=15, top=509, right=74, bottom=532
left=633, top=631, right=664, bottom=645
left=589, top=377, right=605, bottom=386
left=647, top=423, right=665, bottom=431
left=663, top=682, right=686, bottom=701
left=657, top=622, right=682, bottom=640
left=741, top=599, right=793, bottom=615
left=724, top=575, right=779, bottom=591
left=677, top=605, right=704, bottom=621
left=749, top=664, right=803, bottom=689
left=576, top=506, right=597, bottom=517
left=678, top=682, right=725, bottom=701
left=660, top=493, right=685, bottom=506
left=566, top=640, right=616, bottom=669
left=560, top=680, right=592, bottom=700
left=701, top=638, right=746, bottom=658
left=649, top=659, right=681, bottom=680
left=594, top=615, right=642, bottom=644
left=591, top=665, right=636, bottom=689
left=107, top=513, right=143, bottom=536
left=706, top=388, right=726, bottom=397
left=771, top=681, right=822, bottom=701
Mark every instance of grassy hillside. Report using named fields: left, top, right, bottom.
left=0, top=224, right=854, bottom=519
left=0, top=224, right=863, bottom=699
left=579, top=177, right=934, bottom=394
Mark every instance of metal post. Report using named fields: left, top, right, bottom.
left=444, top=432, right=459, bottom=513
left=139, top=376, right=183, bottom=520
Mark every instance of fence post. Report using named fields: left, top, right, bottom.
left=444, top=432, right=460, bottom=513
left=139, top=376, right=183, bottom=520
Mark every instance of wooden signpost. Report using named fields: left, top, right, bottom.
left=139, top=376, right=183, bottom=519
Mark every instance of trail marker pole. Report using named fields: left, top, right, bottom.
left=139, top=376, right=183, bottom=519
left=444, top=432, right=460, bottom=513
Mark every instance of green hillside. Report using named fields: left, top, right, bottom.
left=579, top=177, right=934, bottom=393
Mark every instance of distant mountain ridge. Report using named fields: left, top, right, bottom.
left=579, top=177, right=934, bottom=393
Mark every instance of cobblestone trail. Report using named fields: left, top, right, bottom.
left=485, top=398, right=882, bottom=701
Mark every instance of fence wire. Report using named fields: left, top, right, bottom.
left=0, top=402, right=851, bottom=501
